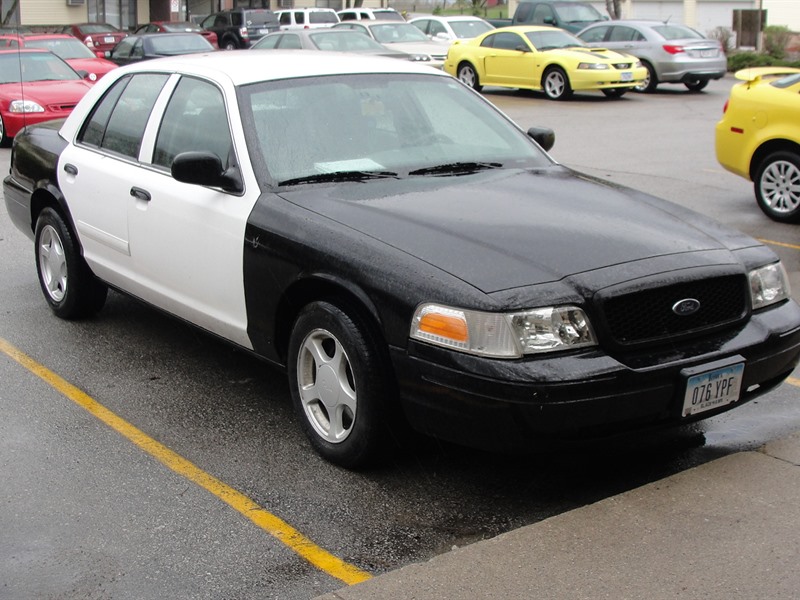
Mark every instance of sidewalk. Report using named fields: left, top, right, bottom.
left=317, top=431, right=800, bottom=600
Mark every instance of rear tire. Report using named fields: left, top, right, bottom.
left=221, top=37, right=239, bottom=50
left=754, top=151, right=800, bottom=223
left=684, top=78, right=708, bottom=92
left=34, top=207, right=107, bottom=319
left=288, top=301, right=394, bottom=469
left=543, top=67, right=572, bottom=100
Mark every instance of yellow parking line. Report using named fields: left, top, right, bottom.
left=757, top=238, right=800, bottom=251
left=788, top=377, right=800, bottom=388
left=0, top=336, right=371, bottom=586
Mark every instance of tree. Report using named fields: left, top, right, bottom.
left=605, top=0, right=621, bottom=19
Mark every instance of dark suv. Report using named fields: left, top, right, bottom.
left=201, top=8, right=279, bottom=49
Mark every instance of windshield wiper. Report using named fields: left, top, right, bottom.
left=278, top=170, right=398, bottom=186
left=408, top=162, right=503, bottom=177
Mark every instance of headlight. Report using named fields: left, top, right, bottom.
left=749, top=262, right=791, bottom=310
left=407, top=53, right=431, bottom=62
left=633, top=60, right=642, bottom=68
left=410, top=303, right=597, bottom=358
left=578, top=62, right=609, bottom=70
left=9, top=100, right=44, bottom=114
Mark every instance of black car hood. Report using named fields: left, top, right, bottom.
left=278, top=167, right=754, bottom=294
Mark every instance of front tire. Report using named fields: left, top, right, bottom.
left=34, top=207, right=107, bottom=319
left=634, top=61, right=658, bottom=93
left=601, top=88, right=627, bottom=98
left=288, top=301, right=392, bottom=469
left=542, top=67, right=572, bottom=100
left=754, top=151, right=800, bottom=223
left=457, top=63, right=482, bottom=92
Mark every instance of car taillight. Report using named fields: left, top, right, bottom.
left=723, top=100, right=729, bottom=113
left=663, top=44, right=684, bottom=54
left=83, top=36, right=95, bottom=48
left=240, top=26, right=249, bottom=39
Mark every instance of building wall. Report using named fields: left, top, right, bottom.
left=762, top=0, right=800, bottom=30
left=20, top=1, right=89, bottom=25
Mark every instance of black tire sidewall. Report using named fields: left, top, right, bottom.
left=755, top=151, right=800, bottom=223
left=543, top=67, right=570, bottom=100
left=287, top=301, right=390, bottom=469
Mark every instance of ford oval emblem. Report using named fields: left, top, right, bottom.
left=672, top=298, right=701, bottom=316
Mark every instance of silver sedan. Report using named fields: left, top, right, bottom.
left=577, top=19, right=727, bottom=93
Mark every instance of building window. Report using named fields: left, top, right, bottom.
left=88, top=0, right=137, bottom=30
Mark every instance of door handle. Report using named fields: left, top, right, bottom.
left=130, top=186, right=151, bottom=202
left=64, top=163, right=78, bottom=176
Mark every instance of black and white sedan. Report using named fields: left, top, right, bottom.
left=5, top=52, right=800, bottom=468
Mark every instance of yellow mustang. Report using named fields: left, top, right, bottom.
left=444, top=25, right=646, bottom=100
left=715, top=67, right=800, bottom=223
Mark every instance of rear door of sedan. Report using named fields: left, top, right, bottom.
left=59, top=71, right=258, bottom=348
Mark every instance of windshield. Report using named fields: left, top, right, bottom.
left=79, top=24, right=120, bottom=34
left=526, top=29, right=586, bottom=50
left=554, top=3, right=603, bottom=23
left=309, top=12, right=339, bottom=24
left=0, top=52, right=80, bottom=83
left=651, top=24, right=704, bottom=40
left=310, top=31, right=387, bottom=51
left=150, top=34, right=213, bottom=54
left=369, top=23, right=429, bottom=44
left=449, top=20, right=493, bottom=38
left=239, top=73, right=550, bottom=186
left=25, top=38, right=96, bottom=59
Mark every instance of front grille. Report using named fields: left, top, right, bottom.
left=599, top=274, right=748, bottom=345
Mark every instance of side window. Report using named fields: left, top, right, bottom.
left=580, top=26, right=608, bottom=43
left=79, top=73, right=169, bottom=159
left=279, top=34, right=302, bottom=49
left=514, top=2, right=533, bottom=23
left=412, top=20, right=429, bottom=35
left=492, top=32, right=524, bottom=50
left=609, top=26, right=638, bottom=42
left=130, top=39, right=144, bottom=58
left=231, top=13, right=242, bottom=27
left=111, top=37, right=135, bottom=59
left=430, top=21, right=446, bottom=36
left=279, top=12, right=291, bottom=25
left=257, top=35, right=281, bottom=48
left=532, top=5, right=555, bottom=25
left=153, top=77, right=232, bottom=170
left=296, top=12, right=305, bottom=24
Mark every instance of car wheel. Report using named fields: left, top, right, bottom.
left=634, top=61, right=658, bottom=93
left=34, top=207, right=108, bottom=319
left=222, top=37, right=238, bottom=50
left=684, top=77, right=708, bottom=92
left=542, top=67, right=572, bottom=100
left=754, top=151, right=800, bottom=223
left=288, top=300, right=392, bottom=469
left=457, top=63, right=482, bottom=92
left=0, top=113, right=6, bottom=147
left=601, top=88, right=626, bottom=98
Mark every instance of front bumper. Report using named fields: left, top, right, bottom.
left=569, top=65, right=648, bottom=90
left=391, top=299, right=800, bottom=451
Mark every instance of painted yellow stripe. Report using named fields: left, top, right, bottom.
left=788, top=377, right=800, bottom=388
left=0, top=336, right=371, bottom=586
left=757, top=238, right=800, bottom=251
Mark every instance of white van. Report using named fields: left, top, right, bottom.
left=276, top=8, right=339, bottom=30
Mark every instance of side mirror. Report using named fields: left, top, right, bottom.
left=171, top=151, right=243, bottom=193
left=527, top=126, right=555, bottom=152
left=515, top=44, right=531, bottom=52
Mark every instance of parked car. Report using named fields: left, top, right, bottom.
left=201, top=8, right=280, bottom=49
left=332, top=21, right=447, bottom=67
left=107, top=33, right=214, bottom=66
left=337, top=7, right=404, bottom=21
left=489, top=0, right=607, bottom=33
left=0, top=33, right=118, bottom=81
left=4, top=52, right=799, bottom=468
left=408, top=15, right=494, bottom=43
left=716, top=67, right=800, bottom=223
left=134, top=21, right=218, bottom=48
left=0, top=49, right=92, bottom=145
left=445, top=26, right=646, bottom=99
left=276, top=8, right=339, bottom=30
left=250, top=29, right=418, bottom=61
left=61, top=22, right=127, bottom=57
left=577, top=19, right=726, bottom=92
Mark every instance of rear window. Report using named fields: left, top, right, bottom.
left=310, top=11, right=338, bottom=25
left=771, top=73, right=800, bottom=89
left=243, top=10, right=279, bottom=26
left=651, top=24, right=703, bottom=40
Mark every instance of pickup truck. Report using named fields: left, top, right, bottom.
left=488, top=0, right=608, bottom=33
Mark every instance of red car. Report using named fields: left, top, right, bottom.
left=61, top=22, right=127, bottom=57
left=0, top=49, right=93, bottom=144
left=134, top=21, right=218, bottom=48
left=0, top=34, right=118, bottom=81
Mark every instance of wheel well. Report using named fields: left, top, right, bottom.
left=30, top=187, right=62, bottom=234
left=273, top=277, right=386, bottom=365
left=750, top=139, right=800, bottom=180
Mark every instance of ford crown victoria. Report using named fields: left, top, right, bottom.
left=4, top=52, right=800, bottom=468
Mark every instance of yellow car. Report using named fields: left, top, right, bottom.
left=715, top=67, right=800, bottom=223
left=444, top=25, right=646, bottom=100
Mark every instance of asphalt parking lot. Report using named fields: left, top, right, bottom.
left=1, top=74, right=798, bottom=599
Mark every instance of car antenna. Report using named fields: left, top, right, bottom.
left=14, top=26, right=28, bottom=134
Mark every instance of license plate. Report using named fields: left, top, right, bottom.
left=682, top=363, right=744, bottom=417
left=700, top=49, right=716, bottom=57
left=258, top=28, right=270, bottom=34
left=104, top=36, right=116, bottom=43
left=620, top=72, right=632, bottom=81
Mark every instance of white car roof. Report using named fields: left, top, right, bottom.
left=106, top=49, right=447, bottom=86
